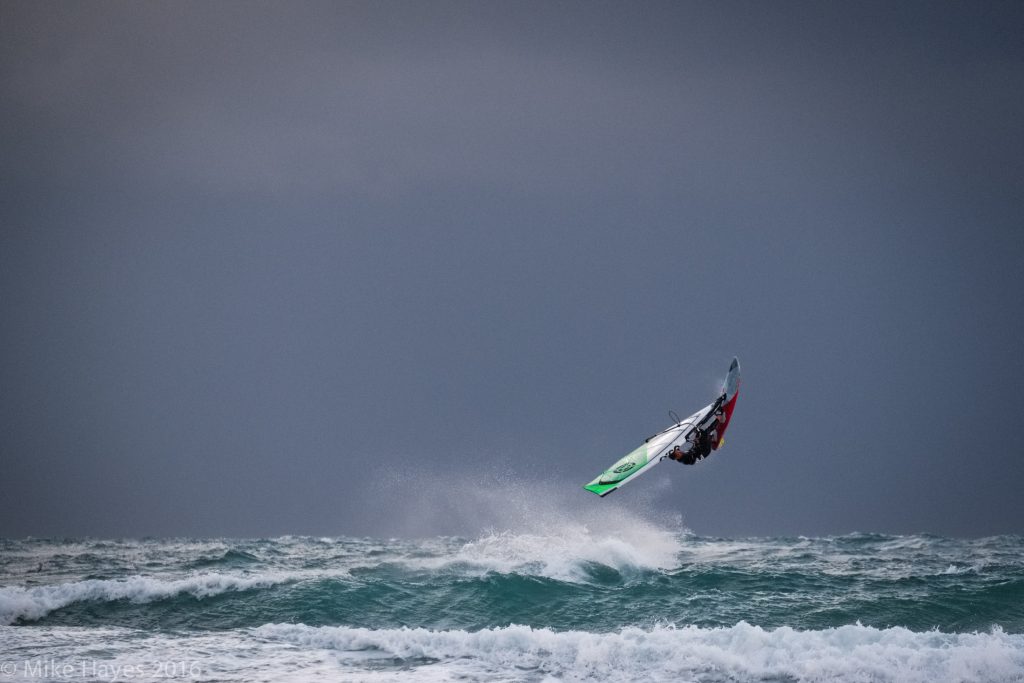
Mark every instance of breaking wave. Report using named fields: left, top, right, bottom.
left=254, top=621, right=1024, bottom=683
left=0, top=572, right=299, bottom=625
left=396, top=523, right=682, bottom=582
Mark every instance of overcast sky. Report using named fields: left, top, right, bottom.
left=2, top=1, right=1022, bottom=539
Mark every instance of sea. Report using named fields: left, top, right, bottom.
left=3, top=513, right=1024, bottom=682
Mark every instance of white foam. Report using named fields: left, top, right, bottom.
left=379, top=507, right=686, bottom=582
left=0, top=572, right=295, bottom=625
left=415, top=522, right=681, bottom=582
left=354, top=468, right=687, bottom=581
left=254, top=621, right=1024, bottom=682
left=3, top=621, right=1022, bottom=682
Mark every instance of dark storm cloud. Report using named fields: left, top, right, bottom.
left=2, top=1, right=1022, bottom=538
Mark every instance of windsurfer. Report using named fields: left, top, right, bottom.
left=686, top=409, right=726, bottom=462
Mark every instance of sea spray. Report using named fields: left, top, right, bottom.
left=357, top=463, right=690, bottom=541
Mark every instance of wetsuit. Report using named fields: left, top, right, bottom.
left=673, top=403, right=727, bottom=465
left=696, top=408, right=727, bottom=459
left=691, top=429, right=712, bottom=459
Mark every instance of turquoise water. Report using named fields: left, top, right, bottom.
left=3, top=527, right=1024, bottom=681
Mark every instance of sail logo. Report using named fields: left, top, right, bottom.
left=613, top=462, right=636, bottom=474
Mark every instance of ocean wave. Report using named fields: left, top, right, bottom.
left=351, top=478, right=689, bottom=583
left=186, top=549, right=261, bottom=569
left=0, top=572, right=296, bottom=625
left=673, top=533, right=1024, bottom=583
left=254, top=621, right=1024, bottom=682
left=4, top=534, right=1024, bottom=635
left=394, top=522, right=682, bottom=582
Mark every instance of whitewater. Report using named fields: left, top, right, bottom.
left=3, top=510, right=1024, bottom=681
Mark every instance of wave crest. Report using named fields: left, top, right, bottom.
left=435, top=522, right=681, bottom=581
left=359, top=469, right=687, bottom=581
left=0, top=573, right=290, bottom=625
